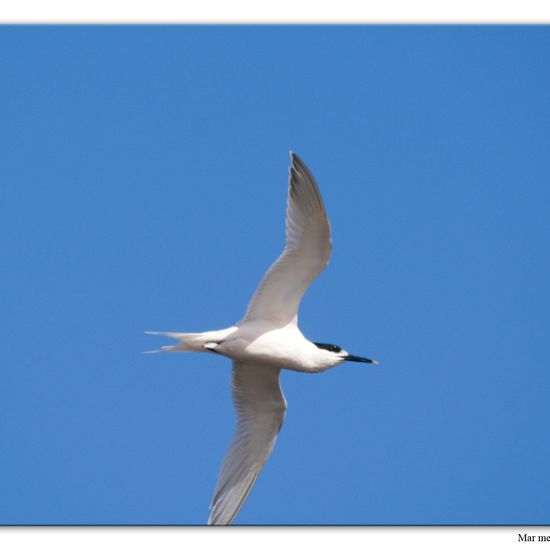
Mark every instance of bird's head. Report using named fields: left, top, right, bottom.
left=313, top=342, right=379, bottom=367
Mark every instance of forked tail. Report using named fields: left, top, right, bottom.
left=143, top=327, right=237, bottom=354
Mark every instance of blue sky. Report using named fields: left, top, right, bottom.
left=1, top=25, right=549, bottom=525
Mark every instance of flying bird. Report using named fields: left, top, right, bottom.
left=146, top=152, right=378, bottom=525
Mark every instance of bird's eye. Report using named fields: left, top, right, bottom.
left=314, top=342, right=342, bottom=353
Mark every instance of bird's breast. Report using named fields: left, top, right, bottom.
left=216, top=324, right=318, bottom=372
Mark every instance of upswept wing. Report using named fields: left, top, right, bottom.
left=208, top=362, right=287, bottom=525
left=241, top=152, right=332, bottom=326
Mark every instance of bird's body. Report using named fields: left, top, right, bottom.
left=146, top=153, right=377, bottom=525
left=149, top=321, right=342, bottom=373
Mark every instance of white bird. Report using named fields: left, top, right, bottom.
left=146, top=152, right=378, bottom=525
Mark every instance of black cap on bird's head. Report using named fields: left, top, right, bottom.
left=314, top=342, right=379, bottom=364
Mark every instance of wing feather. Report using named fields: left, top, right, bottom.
left=208, top=362, right=286, bottom=525
left=240, top=153, right=332, bottom=326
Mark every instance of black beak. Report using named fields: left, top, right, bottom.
left=345, top=354, right=379, bottom=364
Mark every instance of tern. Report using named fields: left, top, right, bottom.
left=146, top=152, right=378, bottom=525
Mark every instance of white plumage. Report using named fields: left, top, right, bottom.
left=146, top=152, right=377, bottom=525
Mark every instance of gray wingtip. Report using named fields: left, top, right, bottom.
left=289, top=150, right=302, bottom=164
left=289, top=152, right=312, bottom=178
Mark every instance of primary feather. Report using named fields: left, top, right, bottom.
left=241, top=152, right=332, bottom=326
left=208, top=362, right=286, bottom=525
